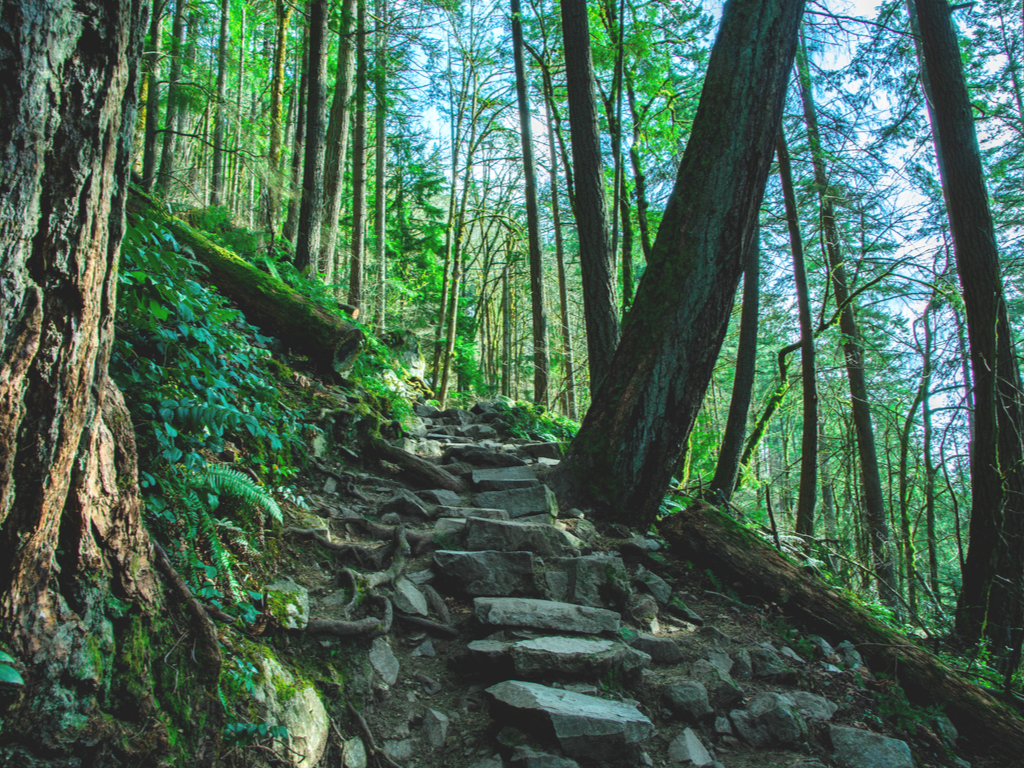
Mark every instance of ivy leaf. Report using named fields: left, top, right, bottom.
left=0, top=664, right=24, bottom=687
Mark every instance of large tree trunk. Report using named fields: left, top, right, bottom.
left=265, top=0, right=293, bottom=231
left=661, top=503, right=1024, bottom=760
left=157, top=0, right=187, bottom=195
left=129, top=190, right=364, bottom=374
left=551, top=0, right=806, bottom=529
left=511, top=0, right=550, bottom=407
left=283, top=28, right=308, bottom=247
left=373, top=0, right=388, bottom=332
left=913, top=0, right=1024, bottom=655
left=140, top=0, right=166, bottom=191
left=211, top=0, right=230, bottom=206
left=560, top=0, right=619, bottom=394
left=0, top=0, right=168, bottom=758
left=294, top=0, right=329, bottom=273
left=349, top=0, right=369, bottom=309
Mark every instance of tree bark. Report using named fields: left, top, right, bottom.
left=661, top=503, right=1024, bottom=760
left=914, top=0, right=1024, bottom=654
left=211, top=0, right=230, bottom=206
left=265, top=0, right=293, bottom=230
left=0, top=0, right=167, bottom=757
left=140, top=0, right=166, bottom=191
left=283, top=28, right=308, bottom=246
left=551, top=0, right=806, bottom=529
left=560, top=0, right=619, bottom=394
left=512, top=0, right=550, bottom=407
left=373, top=0, right=389, bottom=332
left=129, top=190, right=364, bottom=374
left=349, top=0, right=369, bottom=310
left=157, top=0, right=187, bottom=195
left=295, top=0, right=329, bottom=273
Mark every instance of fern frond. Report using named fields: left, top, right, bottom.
left=204, top=464, right=282, bottom=523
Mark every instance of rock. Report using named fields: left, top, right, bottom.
left=265, top=580, right=310, bottom=630
left=511, top=745, right=581, bottom=768
left=486, top=680, right=654, bottom=765
left=370, top=637, right=400, bottom=687
left=423, top=708, right=449, bottom=747
left=404, top=412, right=429, bottom=438
left=628, top=593, right=659, bottom=625
left=391, top=577, right=429, bottom=616
left=707, top=650, right=733, bottom=676
left=472, top=465, right=540, bottom=491
left=433, top=550, right=539, bottom=596
left=411, top=638, right=436, bottom=658
left=380, top=489, right=429, bottom=519
left=417, top=489, right=463, bottom=506
left=934, top=714, right=958, bottom=746
left=474, top=597, right=620, bottom=634
left=634, top=566, right=673, bottom=604
left=465, top=517, right=578, bottom=557
left=780, top=646, right=806, bottom=664
left=443, top=444, right=529, bottom=467
left=323, top=476, right=338, bottom=494
left=714, top=716, right=733, bottom=735
left=749, top=643, right=795, bottom=682
left=440, top=407, right=475, bottom=425
left=730, top=692, right=807, bottom=748
left=383, top=739, right=416, bottom=762
left=475, top=484, right=559, bottom=519
left=628, top=633, right=682, bottom=664
left=436, top=505, right=510, bottom=520
left=667, top=728, right=714, bottom=766
left=251, top=651, right=329, bottom=768
left=433, top=517, right=466, bottom=545
left=541, top=555, right=631, bottom=609
left=471, top=400, right=499, bottom=415
left=461, top=423, right=498, bottom=440
left=343, top=737, right=368, bottom=768
left=510, top=636, right=649, bottom=682
left=829, top=725, right=913, bottom=768
left=664, top=681, right=712, bottom=721
left=412, top=439, right=444, bottom=457
left=689, top=659, right=742, bottom=709
left=519, top=442, right=566, bottom=460
left=730, top=648, right=752, bottom=678
left=381, top=512, right=402, bottom=525
left=781, top=691, right=838, bottom=722
left=697, top=627, right=733, bottom=647
left=415, top=404, right=441, bottom=418
left=837, top=641, right=866, bottom=670
left=808, top=635, right=837, bottom=659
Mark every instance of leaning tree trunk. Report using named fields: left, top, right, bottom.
left=551, top=0, right=807, bottom=529
left=0, top=0, right=178, bottom=760
left=661, top=503, right=1024, bottom=760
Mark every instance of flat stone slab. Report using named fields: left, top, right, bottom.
left=472, top=465, right=540, bottom=491
left=443, top=444, right=529, bottom=468
left=380, top=489, right=429, bottom=519
left=436, top=506, right=510, bottom=520
left=519, top=442, right=566, bottom=460
left=465, top=517, right=578, bottom=557
left=667, top=728, right=713, bottom=766
left=629, top=633, right=682, bottom=664
left=475, top=485, right=559, bottom=519
left=486, top=680, right=653, bottom=765
left=433, top=550, right=538, bottom=596
left=541, top=555, right=631, bottom=609
left=391, top=576, right=428, bottom=616
left=475, top=597, right=620, bottom=634
left=417, top=489, right=463, bottom=507
left=830, top=725, right=913, bottom=768
left=510, top=636, right=649, bottom=681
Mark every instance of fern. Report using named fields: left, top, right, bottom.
left=205, top=465, right=282, bottom=524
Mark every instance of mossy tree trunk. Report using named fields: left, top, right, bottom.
left=0, top=0, right=165, bottom=758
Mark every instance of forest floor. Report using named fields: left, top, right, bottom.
left=229, top=375, right=986, bottom=768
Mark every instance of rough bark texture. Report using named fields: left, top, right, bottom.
left=128, top=189, right=364, bottom=374
left=0, top=0, right=162, bottom=756
left=295, top=0, right=329, bottom=273
left=662, top=503, right=1024, bottom=760
left=551, top=0, right=806, bottom=528
left=211, top=0, right=230, bottom=206
left=140, top=1, right=164, bottom=190
left=560, top=0, right=619, bottom=394
left=349, top=0, right=369, bottom=309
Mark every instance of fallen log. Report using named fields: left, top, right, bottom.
left=660, top=502, right=1024, bottom=761
left=127, top=188, right=363, bottom=375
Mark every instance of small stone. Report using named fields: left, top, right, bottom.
left=782, top=691, right=838, bottom=722
left=634, top=566, right=672, bottom=604
left=707, top=650, right=733, bottom=676
left=808, top=635, right=837, bottom=659
left=664, top=681, right=712, bottom=721
left=265, top=580, right=310, bottom=630
left=370, top=637, right=400, bottom=687
left=697, top=627, right=733, bottom=647
left=730, top=649, right=752, bottom=678
left=829, top=725, right=913, bottom=768
left=837, top=641, right=865, bottom=670
left=411, top=638, right=436, bottom=658
left=934, top=715, right=958, bottom=746
left=628, top=633, right=682, bottom=664
left=383, top=739, right=416, bottom=762
left=730, top=692, right=807, bottom=748
left=714, top=716, right=733, bottom=735
left=780, top=646, right=806, bottom=664
left=380, top=489, right=429, bottom=518
left=749, top=643, right=795, bottom=682
left=391, top=577, right=429, bottom=616
left=381, top=512, right=402, bottom=525
left=667, top=728, right=714, bottom=766
left=417, top=489, right=463, bottom=506
left=323, top=477, right=338, bottom=494
left=423, top=708, right=449, bottom=747
left=690, top=659, right=742, bottom=709
left=343, top=737, right=368, bottom=768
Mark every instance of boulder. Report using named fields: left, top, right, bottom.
left=664, top=681, right=712, bottom=721
left=474, top=597, right=620, bottom=634
left=417, top=489, right=463, bottom=507
left=689, top=659, right=742, bottom=709
left=414, top=404, right=441, bottom=418
left=460, top=423, right=499, bottom=440
left=439, top=407, right=475, bottom=425
left=486, top=680, right=653, bottom=765
left=265, top=580, right=310, bottom=630
left=443, top=444, right=529, bottom=468
left=541, top=555, right=631, bottom=609
left=667, top=728, right=714, bottom=766
left=829, top=725, right=913, bottom=768
left=782, top=691, right=838, bottom=722
left=471, top=465, right=540, bottom=491
left=634, top=566, right=673, bottom=604
left=252, top=651, right=329, bottom=768
left=433, top=550, right=538, bottom=597
left=730, top=692, right=807, bottom=748
left=465, top=517, right=578, bottom=557
left=628, top=633, right=682, bottom=664
left=475, top=485, right=559, bottom=519
left=380, top=489, right=429, bottom=519
left=749, top=642, right=796, bottom=682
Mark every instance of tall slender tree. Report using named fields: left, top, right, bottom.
left=211, top=0, right=231, bottom=206
left=295, top=0, right=329, bottom=273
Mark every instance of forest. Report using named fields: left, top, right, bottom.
left=2, top=0, right=1024, bottom=764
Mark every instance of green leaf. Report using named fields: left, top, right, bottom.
left=0, top=664, right=24, bottom=686
left=0, top=651, right=16, bottom=664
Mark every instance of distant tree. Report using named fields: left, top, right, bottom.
left=295, top=0, right=329, bottom=273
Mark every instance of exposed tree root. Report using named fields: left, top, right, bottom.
left=369, top=436, right=468, bottom=492
left=307, top=596, right=394, bottom=638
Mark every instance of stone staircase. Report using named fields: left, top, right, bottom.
left=266, top=401, right=966, bottom=768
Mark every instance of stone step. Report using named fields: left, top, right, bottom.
left=443, top=444, right=528, bottom=468
left=474, top=485, right=558, bottom=519
left=474, top=597, right=620, bottom=634
left=466, top=635, right=649, bottom=684
left=464, top=517, right=579, bottom=557
left=486, top=680, right=653, bottom=766
left=471, top=465, right=540, bottom=491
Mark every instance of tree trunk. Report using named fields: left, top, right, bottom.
left=140, top=0, right=165, bottom=191
left=157, top=0, right=187, bottom=195
left=914, top=0, right=1024, bottom=655
left=796, top=38, right=896, bottom=606
left=560, top=0, right=619, bottom=394
left=283, top=29, right=308, bottom=246
left=211, top=0, right=230, bottom=206
left=320, top=0, right=359, bottom=281
left=265, top=0, right=293, bottom=231
left=551, top=0, right=806, bottom=528
left=776, top=129, right=817, bottom=539
left=349, top=0, right=369, bottom=310
left=512, top=0, right=550, bottom=407
left=294, top=0, right=329, bottom=273
left=0, top=0, right=177, bottom=759
left=373, top=0, right=388, bottom=332
left=707, top=232, right=760, bottom=503
left=129, top=190, right=364, bottom=374
left=661, top=503, right=1024, bottom=760
left=625, top=75, right=653, bottom=262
